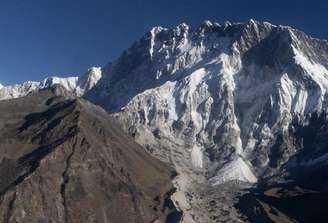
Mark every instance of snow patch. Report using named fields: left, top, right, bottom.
left=294, top=49, right=328, bottom=78
left=191, top=145, right=203, bottom=168
left=149, top=27, right=165, bottom=60
left=212, top=157, right=257, bottom=185
left=293, top=46, right=328, bottom=91
left=279, top=73, right=296, bottom=113
left=157, top=81, right=178, bottom=120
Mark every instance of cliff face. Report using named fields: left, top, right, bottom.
left=236, top=111, right=328, bottom=223
left=0, top=85, right=176, bottom=223
left=86, top=20, right=328, bottom=180
left=84, top=20, right=328, bottom=222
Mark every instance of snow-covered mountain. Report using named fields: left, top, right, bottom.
left=0, top=67, right=102, bottom=100
left=88, top=19, right=328, bottom=175
left=3, top=19, right=328, bottom=222
left=84, top=20, right=328, bottom=222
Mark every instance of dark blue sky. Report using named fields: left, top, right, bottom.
left=0, top=0, right=327, bottom=85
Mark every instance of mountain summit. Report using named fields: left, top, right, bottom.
left=0, top=67, right=102, bottom=100
left=2, top=20, right=328, bottom=222
left=85, top=20, right=328, bottom=222
left=0, top=85, right=177, bottom=222
left=87, top=19, right=328, bottom=177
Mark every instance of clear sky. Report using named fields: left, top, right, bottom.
left=0, top=0, right=327, bottom=85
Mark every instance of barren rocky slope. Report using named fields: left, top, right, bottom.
left=0, top=85, right=177, bottom=223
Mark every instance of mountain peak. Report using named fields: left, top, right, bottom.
left=0, top=67, right=102, bottom=101
left=0, top=87, right=176, bottom=222
left=87, top=66, right=101, bottom=73
left=200, top=19, right=213, bottom=27
left=84, top=67, right=102, bottom=82
left=175, top=22, right=190, bottom=33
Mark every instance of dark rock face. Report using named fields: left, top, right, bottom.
left=237, top=181, right=328, bottom=223
left=236, top=111, right=328, bottom=222
left=0, top=86, right=177, bottom=223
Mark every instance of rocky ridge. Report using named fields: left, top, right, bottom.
left=0, top=67, right=102, bottom=100
left=0, top=85, right=177, bottom=223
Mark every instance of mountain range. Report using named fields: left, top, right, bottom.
left=0, top=67, right=102, bottom=100
left=1, top=19, right=328, bottom=223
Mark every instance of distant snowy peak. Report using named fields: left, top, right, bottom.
left=77, top=67, right=102, bottom=94
left=0, top=67, right=102, bottom=100
left=42, top=76, right=79, bottom=91
left=0, top=81, right=41, bottom=100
